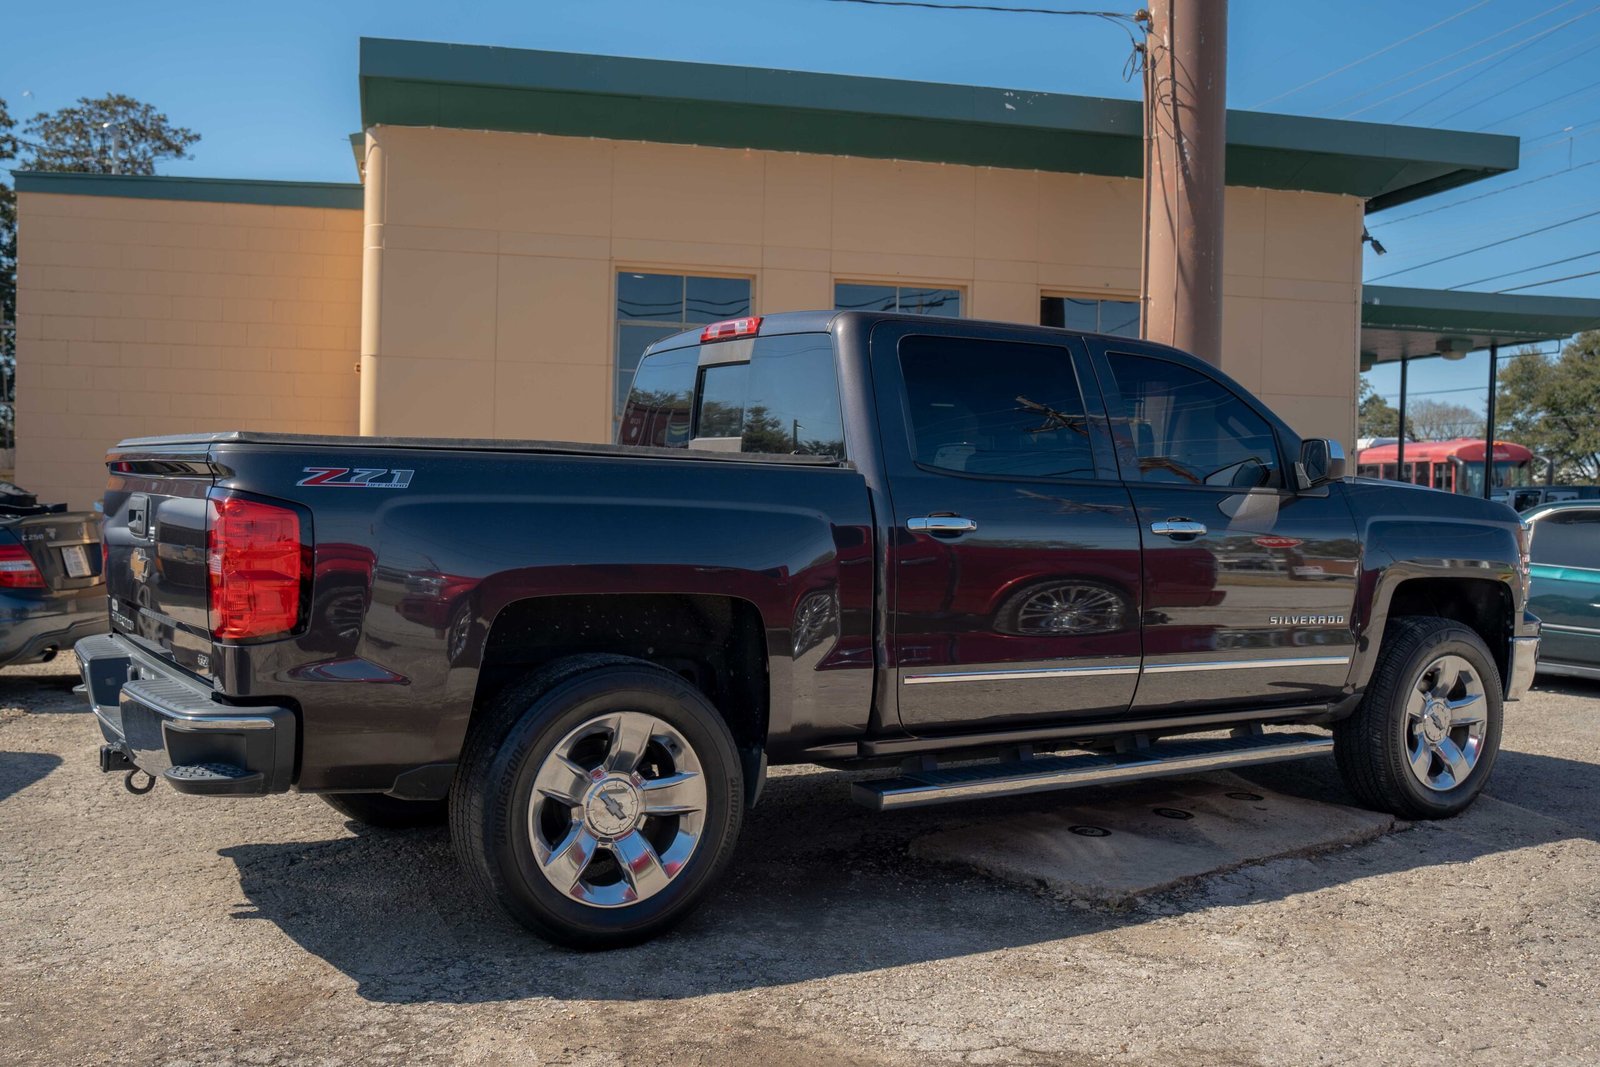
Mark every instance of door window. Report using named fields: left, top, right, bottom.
left=1103, top=354, right=1281, bottom=488
left=898, top=336, right=1096, bottom=479
left=1530, top=511, right=1600, bottom=569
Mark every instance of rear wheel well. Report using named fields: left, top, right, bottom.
left=473, top=594, right=769, bottom=751
left=1382, top=577, right=1512, bottom=682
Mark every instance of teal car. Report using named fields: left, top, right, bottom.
left=1526, top=501, right=1600, bottom=681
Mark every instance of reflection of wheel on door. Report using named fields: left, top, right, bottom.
left=996, top=580, right=1130, bottom=636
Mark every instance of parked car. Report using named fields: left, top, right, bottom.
left=76, top=311, right=1537, bottom=948
left=0, top=482, right=108, bottom=668
left=1498, top=485, right=1600, bottom=513
left=1524, top=500, right=1600, bottom=680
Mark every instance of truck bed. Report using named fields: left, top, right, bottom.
left=111, top=431, right=847, bottom=467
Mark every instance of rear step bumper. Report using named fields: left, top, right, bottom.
left=851, top=731, right=1335, bottom=811
left=75, top=633, right=295, bottom=796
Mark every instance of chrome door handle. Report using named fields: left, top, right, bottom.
left=1150, top=519, right=1207, bottom=537
left=907, top=516, right=978, bottom=535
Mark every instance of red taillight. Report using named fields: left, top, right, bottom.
left=0, top=543, right=45, bottom=589
left=207, top=495, right=304, bottom=640
left=699, top=316, right=761, bottom=343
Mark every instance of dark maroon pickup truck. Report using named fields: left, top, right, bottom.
left=78, top=311, right=1538, bottom=947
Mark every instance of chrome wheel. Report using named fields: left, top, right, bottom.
left=1403, top=654, right=1487, bottom=792
left=1012, top=582, right=1127, bottom=635
left=527, top=710, right=707, bottom=908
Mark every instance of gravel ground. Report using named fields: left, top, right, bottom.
left=3, top=655, right=1599, bottom=1066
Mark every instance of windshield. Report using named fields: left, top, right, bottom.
left=1457, top=459, right=1532, bottom=497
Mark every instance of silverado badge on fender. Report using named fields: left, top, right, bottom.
left=296, top=467, right=414, bottom=489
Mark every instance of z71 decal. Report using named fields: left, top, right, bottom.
left=297, top=467, right=414, bottom=489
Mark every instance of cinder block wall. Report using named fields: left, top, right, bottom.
left=361, top=125, right=1362, bottom=449
left=14, top=191, right=361, bottom=509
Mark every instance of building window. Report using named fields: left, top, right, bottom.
left=1040, top=295, right=1140, bottom=337
left=835, top=283, right=962, bottom=317
left=615, top=272, right=752, bottom=417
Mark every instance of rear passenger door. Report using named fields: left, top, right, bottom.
left=870, top=321, right=1144, bottom=733
left=1527, top=507, right=1600, bottom=670
left=1089, top=341, right=1359, bottom=715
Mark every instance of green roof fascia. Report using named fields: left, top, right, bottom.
left=12, top=171, right=363, bottom=210
left=1362, top=285, right=1600, bottom=346
left=358, top=37, right=1518, bottom=212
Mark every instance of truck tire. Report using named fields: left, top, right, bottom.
left=321, top=792, right=448, bottom=828
left=1333, top=616, right=1503, bottom=820
left=450, top=655, right=744, bottom=949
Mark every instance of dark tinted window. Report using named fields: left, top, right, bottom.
left=692, top=334, right=846, bottom=458
left=898, top=336, right=1096, bottom=480
left=618, top=346, right=696, bottom=447
left=1530, top=510, right=1600, bottom=569
left=1103, top=354, right=1280, bottom=487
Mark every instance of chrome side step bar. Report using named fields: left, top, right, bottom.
left=850, top=731, right=1335, bottom=811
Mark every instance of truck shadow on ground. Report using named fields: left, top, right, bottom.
left=219, top=725, right=1600, bottom=1005
left=0, top=751, right=64, bottom=802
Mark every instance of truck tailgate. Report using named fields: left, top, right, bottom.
left=103, top=452, right=216, bottom=672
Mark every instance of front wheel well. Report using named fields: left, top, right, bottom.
left=472, top=593, right=769, bottom=752
left=1380, top=577, right=1513, bottom=683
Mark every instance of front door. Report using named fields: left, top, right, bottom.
left=1089, top=341, right=1360, bottom=713
left=870, top=321, right=1144, bottom=733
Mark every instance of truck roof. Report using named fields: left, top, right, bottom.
left=642, top=309, right=1138, bottom=356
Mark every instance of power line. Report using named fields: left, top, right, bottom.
left=1321, top=0, right=1581, bottom=116
left=1388, top=19, right=1600, bottom=122
left=1371, top=158, right=1600, bottom=227
left=1247, top=0, right=1497, bottom=110
left=1342, top=5, right=1600, bottom=119
left=1475, top=75, right=1600, bottom=131
left=1497, top=267, right=1600, bottom=292
left=1366, top=207, right=1600, bottom=281
left=1448, top=249, right=1600, bottom=289
left=1425, top=29, right=1600, bottom=124
left=823, top=0, right=1138, bottom=18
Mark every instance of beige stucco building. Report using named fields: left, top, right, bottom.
left=13, top=37, right=1536, bottom=508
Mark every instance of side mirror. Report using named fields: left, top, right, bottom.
left=1296, top=438, right=1346, bottom=490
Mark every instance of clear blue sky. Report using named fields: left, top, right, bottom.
left=9, top=0, right=1599, bottom=417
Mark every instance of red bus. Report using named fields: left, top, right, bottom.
left=1355, top=438, right=1535, bottom=495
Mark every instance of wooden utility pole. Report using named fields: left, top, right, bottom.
left=1141, top=0, right=1228, bottom=367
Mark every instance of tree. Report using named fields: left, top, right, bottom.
left=0, top=93, right=200, bottom=453
left=1404, top=398, right=1482, bottom=442
left=1498, top=334, right=1600, bottom=481
left=21, top=94, right=199, bottom=176
left=1358, top=377, right=1399, bottom=439
left=1, top=98, right=18, bottom=452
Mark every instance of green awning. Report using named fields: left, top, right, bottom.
left=358, top=37, right=1518, bottom=212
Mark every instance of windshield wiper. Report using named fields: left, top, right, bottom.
left=1015, top=395, right=1086, bottom=435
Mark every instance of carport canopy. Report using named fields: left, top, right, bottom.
left=1358, top=285, right=1600, bottom=496
left=1361, top=285, right=1600, bottom=365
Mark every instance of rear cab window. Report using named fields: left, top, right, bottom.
left=620, top=333, right=846, bottom=459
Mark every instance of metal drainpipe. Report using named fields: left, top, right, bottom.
left=1482, top=340, right=1499, bottom=499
